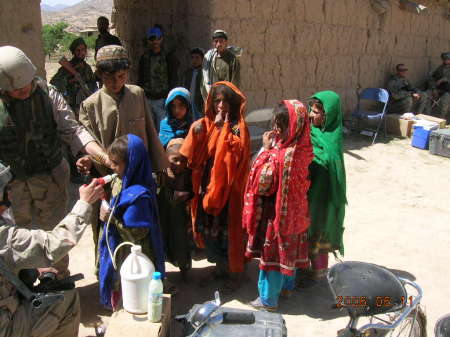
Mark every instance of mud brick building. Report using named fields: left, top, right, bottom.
left=1, top=0, right=450, bottom=112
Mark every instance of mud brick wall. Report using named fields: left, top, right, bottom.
left=0, top=0, right=45, bottom=77
left=114, top=0, right=450, bottom=113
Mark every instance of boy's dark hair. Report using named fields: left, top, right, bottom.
left=97, top=16, right=109, bottom=24
left=211, top=84, right=241, bottom=119
left=190, top=47, right=204, bottom=58
left=97, top=59, right=130, bottom=74
left=271, top=102, right=289, bottom=131
left=107, top=135, right=128, bottom=164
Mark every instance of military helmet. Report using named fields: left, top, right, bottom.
left=0, top=46, right=37, bottom=91
left=0, top=163, right=12, bottom=201
left=441, top=52, right=450, bottom=61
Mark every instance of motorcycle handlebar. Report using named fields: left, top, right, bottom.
left=222, top=312, right=255, bottom=325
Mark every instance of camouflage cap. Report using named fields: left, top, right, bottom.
left=96, top=45, right=129, bottom=63
left=212, top=29, right=228, bottom=40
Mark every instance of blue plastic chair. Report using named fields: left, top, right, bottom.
left=352, top=88, right=390, bottom=145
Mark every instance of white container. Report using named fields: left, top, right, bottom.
left=147, top=272, right=163, bottom=322
left=120, top=245, right=154, bottom=314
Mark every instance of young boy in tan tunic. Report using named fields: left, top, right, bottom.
left=77, top=45, right=169, bottom=264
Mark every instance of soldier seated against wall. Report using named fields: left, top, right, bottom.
left=386, top=63, right=429, bottom=115
left=427, top=52, right=450, bottom=123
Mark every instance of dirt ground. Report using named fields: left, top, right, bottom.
left=64, top=133, right=450, bottom=337
left=46, top=55, right=450, bottom=337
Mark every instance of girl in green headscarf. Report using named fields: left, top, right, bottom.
left=305, top=90, right=347, bottom=282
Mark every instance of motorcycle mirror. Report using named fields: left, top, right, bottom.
left=435, top=314, right=450, bottom=337
left=214, top=290, right=221, bottom=306
left=188, top=291, right=222, bottom=328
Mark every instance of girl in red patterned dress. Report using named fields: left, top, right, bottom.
left=243, top=100, right=313, bottom=310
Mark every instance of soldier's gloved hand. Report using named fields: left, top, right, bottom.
left=79, top=180, right=104, bottom=204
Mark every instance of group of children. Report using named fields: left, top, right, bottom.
left=74, top=44, right=346, bottom=312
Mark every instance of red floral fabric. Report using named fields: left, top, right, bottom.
left=243, top=100, right=313, bottom=275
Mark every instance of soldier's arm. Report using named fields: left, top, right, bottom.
left=49, top=87, right=97, bottom=156
left=3, top=200, right=92, bottom=272
left=2, top=181, right=102, bottom=272
left=387, top=79, right=410, bottom=100
left=429, top=66, right=444, bottom=89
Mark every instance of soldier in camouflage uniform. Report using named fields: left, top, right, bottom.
left=50, top=38, right=97, bottom=118
left=428, top=52, right=450, bottom=122
left=386, top=64, right=429, bottom=115
left=201, top=30, right=241, bottom=101
left=0, top=46, right=108, bottom=277
left=0, top=163, right=104, bottom=337
left=138, top=26, right=178, bottom=132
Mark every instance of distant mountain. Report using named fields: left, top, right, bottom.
left=41, top=0, right=113, bottom=33
left=41, top=3, right=69, bottom=12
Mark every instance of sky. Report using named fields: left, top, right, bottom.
left=42, top=0, right=83, bottom=6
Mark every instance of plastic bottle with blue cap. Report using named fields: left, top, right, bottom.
left=148, top=271, right=163, bottom=322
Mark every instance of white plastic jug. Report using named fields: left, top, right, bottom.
left=120, top=245, right=155, bottom=314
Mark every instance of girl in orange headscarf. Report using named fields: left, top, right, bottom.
left=179, top=81, right=250, bottom=291
left=243, top=100, right=313, bottom=310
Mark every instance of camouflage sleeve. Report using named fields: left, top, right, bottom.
left=85, top=65, right=98, bottom=93
left=387, top=78, right=411, bottom=100
left=49, top=87, right=95, bottom=155
left=429, top=66, right=444, bottom=89
left=2, top=200, right=92, bottom=272
left=49, top=66, right=69, bottom=95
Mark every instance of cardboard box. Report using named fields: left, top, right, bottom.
left=416, top=114, right=446, bottom=129
left=385, top=114, right=414, bottom=137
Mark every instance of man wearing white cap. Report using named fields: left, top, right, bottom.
left=201, top=29, right=241, bottom=100
left=0, top=46, right=108, bottom=276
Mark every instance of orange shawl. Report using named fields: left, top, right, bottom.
left=179, top=81, right=250, bottom=273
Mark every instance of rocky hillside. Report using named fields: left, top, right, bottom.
left=41, top=0, right=113, bottom=33
left=41, top=3, right=69, bottom=12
